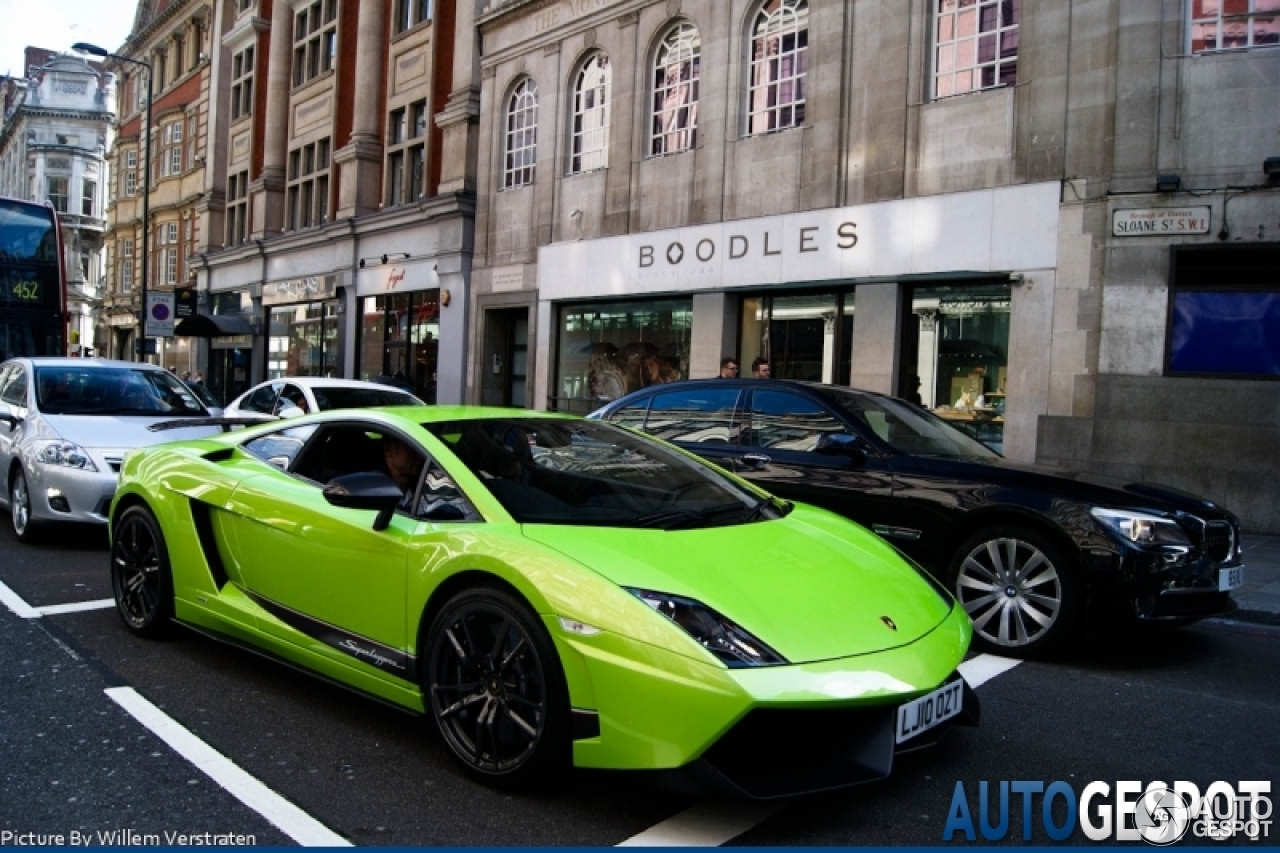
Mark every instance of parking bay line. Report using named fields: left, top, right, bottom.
left=105, top=686, right=351, bottom=847
left=0, top=578, right=41, bottom=619
left=616, top=653, right=1023, bottom=847
left=36, top=598, right=115, bottom=616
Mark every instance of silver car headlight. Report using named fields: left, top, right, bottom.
left=1090, top=507, right=1188, bottom=546
left=626, top=588, right=788, bottom=668
left=34, top=440, right=99, bottom=471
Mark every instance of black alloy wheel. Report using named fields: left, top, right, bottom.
left=426, top=587, right=568, bottom=787
left=949, top=526, right=1080, bottom=658
left=110, top=505, right=175, bottom=637
left=9, top=468, right=40, bottom=543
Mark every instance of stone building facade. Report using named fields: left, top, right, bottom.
left=102, top=0, right=213, bottom=375
left=466, top=0, right=1280, bottom=532
left=0, top=50, right=115, bottom=357
left=185, top=0, right=480, bottom=406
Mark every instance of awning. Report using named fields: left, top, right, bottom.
left=174, top=313, right=256, bottom=337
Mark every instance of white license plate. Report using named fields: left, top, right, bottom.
left=1219, top=566, right=1244, bottom=592
left=896, top=679, right=964, bottom=744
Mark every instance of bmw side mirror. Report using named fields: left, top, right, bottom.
left=323, top=472, right=403, bottom=531
left=816, top=433, right=866, bottom=463
left=0, top=406, right=20, bottom=428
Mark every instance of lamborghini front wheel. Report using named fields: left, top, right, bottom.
left=425, top=586, right=569, bottom=788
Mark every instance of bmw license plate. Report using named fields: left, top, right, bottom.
left=896, top=679, right=964, bottom=744
left=1219, top=566, right=1244, bottom=592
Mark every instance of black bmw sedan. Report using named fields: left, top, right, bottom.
left=589, top=380, right=1243, bottom=658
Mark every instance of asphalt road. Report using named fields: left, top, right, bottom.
left=2, top=520, right=1277, bottom=847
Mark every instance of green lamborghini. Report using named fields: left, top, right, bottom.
left=109, top=407, right=976, bottom=798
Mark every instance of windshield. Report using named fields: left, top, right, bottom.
left=0, top=200, right=58, bottom=265
left=35, top=367, right=209, bottom=416
left=184, top=381, right=222, bottom=410
left=824, top=389, right=999, bottom=459
left=315, top=387, right=423, bottom=409
left=428, top=418, right=785, bottom=529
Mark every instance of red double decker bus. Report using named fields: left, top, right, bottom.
left=0, top=196, right=66, bottom=359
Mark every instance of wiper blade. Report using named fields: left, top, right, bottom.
left=632, top=501, right=751, bottom=530
left=743, top=495, right=792, bottom=522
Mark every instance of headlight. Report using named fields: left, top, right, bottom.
left=625, top=588, right=788, bottom=668
left=1090, top=507, right=1188, bottom=546
left=34, top=441, right=98, bottom=471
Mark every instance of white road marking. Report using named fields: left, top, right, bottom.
left=958, top=652, right=1023, bottom=688
left=618, top=653, right=1025, bottom=847
left=105, top=687, right=351, bottom=847
left=617, top=800, right=786, bottom=847
left=37, top=598, right=115, bottom=616
left=0, top=578, right=41, bottom=619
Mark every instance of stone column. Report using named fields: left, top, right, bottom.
left=435, top=0, right=482, bottom=195
left=334, top=0, right=385, bottom=218
left=252, top=0, right=293, bottom=236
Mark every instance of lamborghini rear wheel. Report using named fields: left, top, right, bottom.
left=110, top=505, right=174, bottom=638
left=425, top=586, right=569, bottom=788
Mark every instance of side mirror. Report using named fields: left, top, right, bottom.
left=323, top=472, right=403, bottom=531
left=0, top=405, right=20, bottom=428
left=816, top=432, right=866, bottom=463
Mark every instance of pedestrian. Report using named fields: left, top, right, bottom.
left=719, top=357, right=740, bottom=378
left=750, top=357, right=771, bottom=379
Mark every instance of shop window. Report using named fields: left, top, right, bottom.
left=741, top=293, right=853, bottom=386
left=747, top=0, right=808, bottom=135
left=503, top=78, right=538, bottom=189
left=650, top=22, right=701, bottom=156
left=554, top=298, right=692, bottom=413
left=356, top=291, right=439, bottom=403
left=569, top=53, right=610, bottom=174
left=909, top=283, right=1010, bottom=452
left=269, top=302, right=339, bottom=378
left=933, top=0, right=1020, bottom=99
left=1167, top=245, right=1279, bottom=378
left=1190, top=0, right=1279, bottom=52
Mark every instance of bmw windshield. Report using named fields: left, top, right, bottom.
left=824, top=389, right=1000, bottom=460
left=428, top=418, right=788, bottom=529
left=35, top=367, right=209, bottom=416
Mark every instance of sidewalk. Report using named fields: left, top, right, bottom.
left=1234, top=533, right=1280, bottom=620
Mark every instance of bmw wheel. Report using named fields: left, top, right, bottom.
left=110, top=505, right=174, bottom=637
left=949, top=527, right=1079, bottom=658
left=425, top=586, right=569, bottom=788
left=9, top=468, right=40, bottom=543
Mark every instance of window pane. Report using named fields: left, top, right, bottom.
left=1170, top=292, right=1280, bottom=376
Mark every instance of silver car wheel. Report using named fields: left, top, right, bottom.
left=11, top=471, right=30, bottom=536
left=955, top=537, right=1063, bottom=649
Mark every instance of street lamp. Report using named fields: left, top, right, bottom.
left=73, top=41, right=151, bottom=362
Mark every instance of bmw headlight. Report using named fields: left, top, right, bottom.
left=1090, top=507, right=1188, bottom=546
left=34, top=441, right=98, bottom=471
left=626, top=588, right=788, bottom=668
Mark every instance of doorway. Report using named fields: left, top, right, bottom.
left=482, top=307, right=529, bottom=408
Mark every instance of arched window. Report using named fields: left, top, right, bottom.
left=933, top=0, right=1020, bottom=98
left=747, top=0, right=808, bottom=135
left=651, top=23, right=701, bottom=156
left=570, top=53, right=610, bottom=174
left=503, top=78, right=538, bottom=189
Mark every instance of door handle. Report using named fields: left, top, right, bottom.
left=741, top=453, right=771, bottom=469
